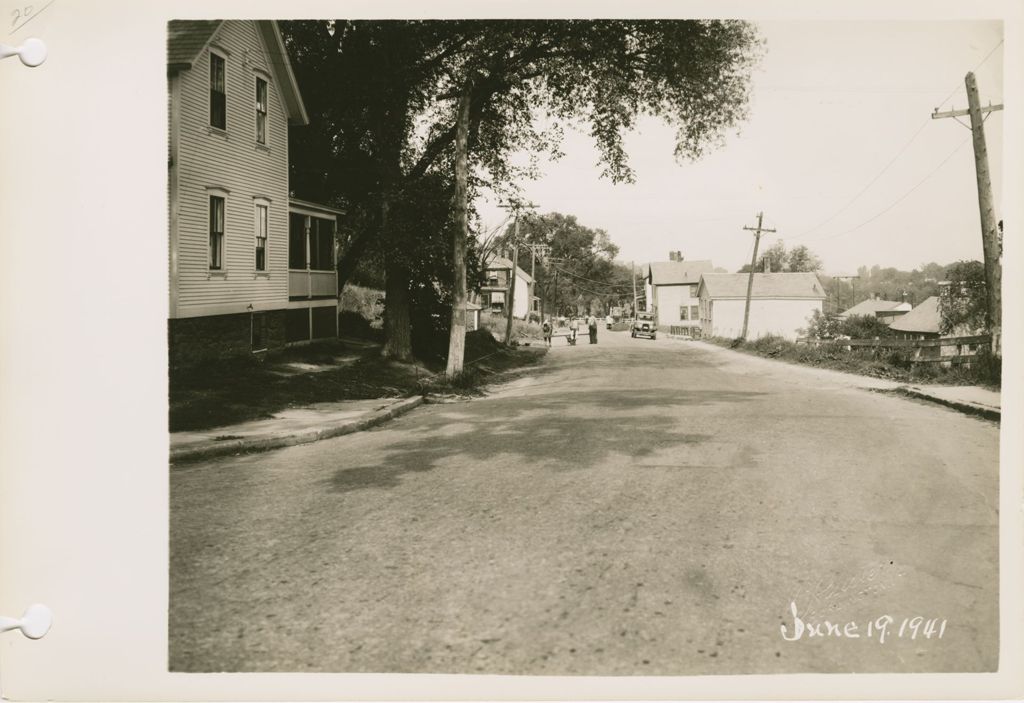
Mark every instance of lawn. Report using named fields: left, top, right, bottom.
left=169, top=332, right=545, bottom=432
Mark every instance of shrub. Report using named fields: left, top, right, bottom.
left=966, top=347, right=1001, bottom=386
left=839, top=314, right=893, bottom=340
left=479, top=314, right=543, bottom=343
left=339, top=284, right=384, bottom=324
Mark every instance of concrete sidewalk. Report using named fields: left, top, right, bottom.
left=170, top=396, right=423, bottom=464
left=687, top=339, right=1000, bottom=421
left=898, top=384, right=1000, bottom=421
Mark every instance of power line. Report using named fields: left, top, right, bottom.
left=934, top=39, right=1003, bottom=111
left=785, top=121, right=931, bottom=241
left=801, top=137, right=970, bottom=244
left=549, top=263, right=635, bottom=290
left=781, top=37, right=1003, bottom=242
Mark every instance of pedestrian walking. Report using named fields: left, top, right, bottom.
left=569, top=316, right=579, bottom=344
left=588, top=314, right=598, bottom=344
left=542, top=318, right=552, bottom=347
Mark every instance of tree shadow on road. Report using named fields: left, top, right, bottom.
left=326, top=387, right=765, bottom=494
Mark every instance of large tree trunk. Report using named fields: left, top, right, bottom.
left=381, top=199, right=413, bottom=361
left=445, top=86, right=473, bottom=378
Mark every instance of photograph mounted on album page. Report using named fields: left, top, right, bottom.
left=1, top=0, right=1022, bottom=700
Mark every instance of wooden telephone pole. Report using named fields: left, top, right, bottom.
left=631, top=261, right=638, bottom=315
left=932, top=71, right=1003, bottom=353
left=740, top=212, right=776, bottom=340
left=504, top=215, right=520, bottom=344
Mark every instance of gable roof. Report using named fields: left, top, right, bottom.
left=167, top=20, right=221, bottom=66
left=699, top=272, right=826, bottom=300
left=839, top=298, right=905, bottom=318
left=888, top=296, right=940, bottom=334
left=167, top=20, right=309, bottom=126
left=648, top=260, right=714, bottom=285
left=484, top=256, right=534, bottom=284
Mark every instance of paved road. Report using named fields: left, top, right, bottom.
left=170, top=331, right=999, bottom=674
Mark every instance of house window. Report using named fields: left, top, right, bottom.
left=209, top=195, right=225, bottom=270
left=680, top=306, right=689, bottom=321
left=210, top=53, right=226, bottom=130
left=690, top=305, right=699, bottom=321
left=488, top=274, right=499, bottom=287
left=255, top=77, right=268, bottom=144
left=254, top=203, right=268, bottom=271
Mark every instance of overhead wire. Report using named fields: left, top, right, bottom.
left=779, top=37, right=1003, bottom=243
left=799, top=136, right=971, bottom=244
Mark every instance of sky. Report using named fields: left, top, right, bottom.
left=476, top=20, right=1004, bottom=275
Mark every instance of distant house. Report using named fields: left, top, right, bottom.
left=887, top=296, right=941, bottom=340
left=698, top=273, right=826, bottom=340
left=838, top=297, right=911, bottom=325
left=480, top=255, right=538, bottom=319
left=888, top=295, right=987, bottom=361
left=644, top=253, right=715, bottom=333
left=167, top=20, right=341, bottom=367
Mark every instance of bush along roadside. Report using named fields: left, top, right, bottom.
left=707, top=335, right=1000, bottom=388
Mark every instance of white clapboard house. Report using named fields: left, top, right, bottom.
left=168, top=20, right=342, bottom=367
left=698, top=272, right=826, bottom=340
left=644, top=254, right=715, bottom=333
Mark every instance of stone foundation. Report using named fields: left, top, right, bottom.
left=169, top=310, right=287, bottom=369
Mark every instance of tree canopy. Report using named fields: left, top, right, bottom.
left=282, top=19, right=763, bottom=363
left=938, top=260, right=987, bottom=335
left=491, top=212, right=633, bottom=317
left=738, top=241, right=822, bottom=273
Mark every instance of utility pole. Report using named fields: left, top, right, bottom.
left=525, top=242, right=549, bottom=323
left=631, top=261, right=638, bottom=315
left=741, top=212, right=776, bottom=340
left=932, top=72, right=1003, bottom=353
left=504, top=216, right=520, bottom=344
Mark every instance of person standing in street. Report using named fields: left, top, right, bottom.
left=542, top=318, right=552, bottom=347
left=587, top=314, right=598, bottom=344
left=569, top=316, right=579, bottom=344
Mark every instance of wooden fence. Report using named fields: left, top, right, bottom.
left=796, top=334, right=992, bottom=365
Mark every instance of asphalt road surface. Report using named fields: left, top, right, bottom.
left=170, top=331, right=999, bottom=674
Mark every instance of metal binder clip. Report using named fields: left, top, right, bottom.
left=0, top=604, right=52, bottom=639
left=0, top=38, right=47, bottom=67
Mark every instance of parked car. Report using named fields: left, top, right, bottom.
left=632, top=311, right=657, bottom=339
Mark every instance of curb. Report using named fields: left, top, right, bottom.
left=895, top=387, right=1000, bottom=422
left=170, top=396, right=425, bottom=464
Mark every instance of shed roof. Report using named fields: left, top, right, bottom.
left=167, top=20, right=309, bottom=125
left=888, top=296, right=940, bottom=334
left=699, top=272, right=826, bottom=300
left=648, top=260, right=714, bottom=285
left=839, top=298, right=904, bottom=318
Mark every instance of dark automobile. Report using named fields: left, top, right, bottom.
left=631, top=311, right=657, bottom=339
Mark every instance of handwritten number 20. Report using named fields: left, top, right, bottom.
left=11, top=5, right=34, bottom=28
